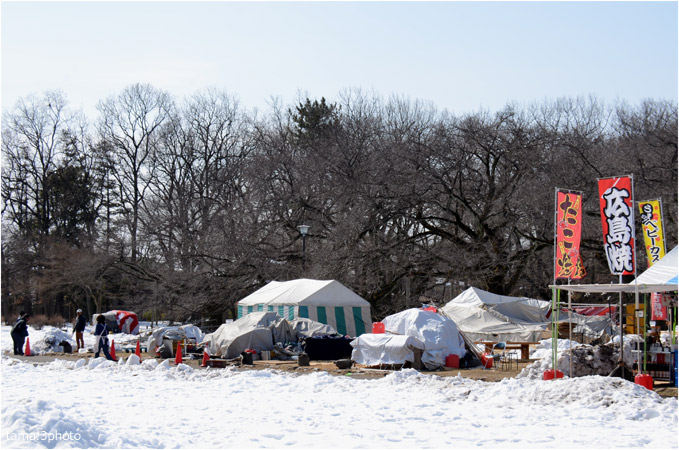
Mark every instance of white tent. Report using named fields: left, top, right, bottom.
left=550, top=246, right=678, bottom=294
left=443, top=286, right=614, bottom=342
left=441, top=287, right=553, bottom=342
left=237, top=279, right=372, bottom=337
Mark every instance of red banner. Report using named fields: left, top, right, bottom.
left=555, top=190, right=586, bottom=279
left=651, top=293, right=668, bottom=320
left=598, top=176, right=635, bottom=275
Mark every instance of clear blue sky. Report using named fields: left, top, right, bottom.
left=2, top=1, right=677, bottom=119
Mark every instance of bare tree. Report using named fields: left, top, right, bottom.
left=96, top=83, right=173, bottom=261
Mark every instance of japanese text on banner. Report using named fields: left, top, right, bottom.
left=597, top=176, right=635, bottom=275
left=638, top=200, right=666, bottom=267
left=555, top=190, right=586, bottom=279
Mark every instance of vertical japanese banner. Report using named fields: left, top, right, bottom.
left=639, top=199, right=667, bottom=320
left=555, top=189, right=586, bottom=279
left=597, top=176, right=635, bottom=275
left=638, top=199, right=666, bottom=267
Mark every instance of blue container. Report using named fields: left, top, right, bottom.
left=673, top=350, right=677, bottom=387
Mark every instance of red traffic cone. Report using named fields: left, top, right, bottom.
left=135, top=339, right=141, bottom=361
left=201, top=347, right=209, bottom=367
left=175, top=342, right=183, bottom=365
left=24, top=337, right=32, bottom=356
left=110, top=339, right=117, bottom=361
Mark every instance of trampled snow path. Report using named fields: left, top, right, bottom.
left=1, top=355, right=677, bottom=449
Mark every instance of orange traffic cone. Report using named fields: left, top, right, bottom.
left=135, top=339, right=141, bottom=361
left=175, top=341, right=183, bottom=365
left=24, top=338, right=32, bottom=356
left=201, top=347, right=209, bottom=367
left=110, top=339, right=117, bottom=361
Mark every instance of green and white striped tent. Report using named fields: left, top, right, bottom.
left=236, top=279, right=372, bottom=337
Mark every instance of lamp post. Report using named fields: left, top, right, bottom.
left=297, top=224, right=310, bottom=271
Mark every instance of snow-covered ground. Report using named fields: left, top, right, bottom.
left=2, top=326, right=677, bottom=449
left=1, top=323, right=154, bottom=355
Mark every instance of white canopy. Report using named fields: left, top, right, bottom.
left=551, top=246, right=678, bottom=294
left=442, top=286, right=613, bottom=342
left=237, top=279, right=372, bottom=337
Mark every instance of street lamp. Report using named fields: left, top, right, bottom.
left=297, top=224, right=310, bottom=271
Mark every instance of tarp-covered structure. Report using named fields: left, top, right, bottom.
left=441, top=287, right=553, bottom=342
left=441, top=287, right=613, bottom=342
left=203, top=312, right=339, bottom=359
left=351, top=334, right=425, bottom=367
left=146, top=324, right=204, bottom=354
left=237, top=279, right=371, bottom=337
left=92, top=310, right=139, bottom=335
left=351, top=309, right=466, bottom=370
left=204, top=312, right=295, bottom=358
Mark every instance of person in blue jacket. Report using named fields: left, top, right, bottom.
left=73, top=309, right=87, bottom=351
left=93, top=314, right=115, bottom=361
left=11, top=313, right=30, bottom=355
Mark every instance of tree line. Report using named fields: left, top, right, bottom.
left=2, top=85, right=677, bottom=324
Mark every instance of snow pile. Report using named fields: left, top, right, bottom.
left=5, top=326, right=77, bottom=355
left=1, top=356, right=676, bottom=448
left=2, top=324, right=157, bottom=355
left=520, top=336, right=647, bottom=379
left=529, top=338, right=583, bottom=360
left=610, top=333, right=645, bottom=364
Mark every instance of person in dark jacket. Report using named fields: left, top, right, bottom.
left=11, top=314, right=30, bottom=355
left=93, top=314, right=115, bottom=360
left=73, top=309, right=87, bottom=351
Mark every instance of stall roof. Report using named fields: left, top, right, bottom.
left=550, top=246, right=678, bottom=294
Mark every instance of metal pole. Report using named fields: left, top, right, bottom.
left=631, top=174, right=640, bottom=374
left=619, top=274, right=624, bottom=366
left=302, top=234, right=307, bottom=271
left=568, top=280, right=573, bottom=378
left=552, top=188, right=559, bottom=374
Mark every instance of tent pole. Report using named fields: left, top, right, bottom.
left=643, top=294, right=647, bottom=374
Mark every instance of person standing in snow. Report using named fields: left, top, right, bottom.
left=11, top=314, right=30, bottom=355
left=93, top=314, right=115, bottom=361
left=73, top=309, right=87, bottom=351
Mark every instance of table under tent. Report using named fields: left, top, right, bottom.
left=236, top=279, right=371, bottom=338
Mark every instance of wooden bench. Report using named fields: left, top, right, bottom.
left=476, top=341, right=536, bottom=360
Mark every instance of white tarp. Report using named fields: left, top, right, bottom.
left=550, top=246, right=678, bottom=294
left=350, top=334, right=425, bottom=366
left=237, top=279, right=371, bottom=337
left=288, top=318, right=338, bottom=338
left=203, top=312, right=296, bottom=358
left=442, top=287, right=552, bottom=342
left=380, top=309, right=466, bottom=370
left=146, top=324, right=204, bottom=352
left=443, top=286, right=614, bottom=342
